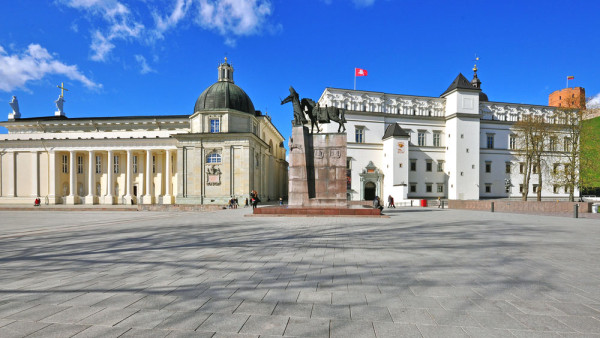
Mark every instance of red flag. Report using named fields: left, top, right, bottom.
left=567, top=76, right=574, bottom=80
left=355, top=68, right=368, bottom=76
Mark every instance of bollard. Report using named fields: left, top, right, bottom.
left=411, top=200, right=413, bottom=207
left=441, top=200, right=444, bottom=209
left=574, top=204, right=579, bottom=218
left=491, top=201, right=495, bottom=212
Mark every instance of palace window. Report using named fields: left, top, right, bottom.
left=418, top=132, right=425, bottom=146
left=553, top=163, right=559, bottom=175
left=564, top=137, right=572, bottom=152
left=437, top=184, right=444, bottom=193
left=113, top=155, right=119, bottom=174
left=519, top=162, right=525, bottom=174
left=210, top=118, right=220, bottom=133
left=505, top=162, right=511, bottom=174
left=426, top=160, right=432, bottom=172
left=426, top=184, right=432, bottom=193
left=519, top=184, right=524, bottom=193
left=486, top=134, right=495, bottom=149
left=437, top=161, right=444, bottom=172
left=355, top=127, right=364, bottom=143
left=485, top=161, right=492, bottom=173
left=152, top=156, right=156, bottom=174
left=95, top=155, right=102, bottom=174
left=410, top=160, right=416, bottom=171
left=77, top=156, right=83, bottom=174
left=62, top=155, right=68, bottom=173
left=410, top=184, right=416, bottom=193
left=207, top=153, right=222, bottom=164
left=553, top=185, right=560, bottom=194
left=549, top=137, right=557, bottom=151
left=533, top=184, right=539, bottom=193
left=133, top=156, right=138, bottom=174
left=433, top=132, right=441, bottom=147
left=509, top=135, right=516, bottom=150
left=485, top=183, right=492, bottom=193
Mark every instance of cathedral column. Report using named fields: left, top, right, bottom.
left=66, top=150, right=77, bottom=204
left=6, top=152, right=15, bottom=197
left=85, top=151, right=95, bottom=204
left=143, top=150, right=152, bottom=204
left=31, top=151, right=39, bottom=198
left=124, top=150, right=132, bottom=204
left=104, top=150, right=114, bottom=204
left=163, top=149, right=173, bottom=204
left=48, top=151, right=56, bottom=204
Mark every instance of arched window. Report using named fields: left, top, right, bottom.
left=207, top=153, right=222, bottom=164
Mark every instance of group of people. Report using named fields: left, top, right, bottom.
left=227, top=197, right=239, bottom=209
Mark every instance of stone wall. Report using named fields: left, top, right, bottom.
left=448, top=200, right=592, bottom=213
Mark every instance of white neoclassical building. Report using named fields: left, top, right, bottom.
left=0, top=59, right=288, bottom=205
left=317, top=69, right=578, bottom=201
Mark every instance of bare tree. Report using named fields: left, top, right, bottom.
left=549, top=98, right=595, bottom=201
left=514, top=115, right=535, bottom=201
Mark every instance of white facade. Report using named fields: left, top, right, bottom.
left=0, top=60, right=288, bottom=205
left=317, top=73, right=578, bottom=201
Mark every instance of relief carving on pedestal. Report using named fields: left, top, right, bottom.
left=314, top=149, right=324, bottom=159
left=329, top=149, right=341, bottom=158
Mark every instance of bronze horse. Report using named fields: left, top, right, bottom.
left=301, top=99, right=347, bottom=133
left=282, top=86, right=347, bottom=133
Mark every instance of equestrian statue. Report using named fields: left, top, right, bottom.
left=281, top=86, right=346, bottom=133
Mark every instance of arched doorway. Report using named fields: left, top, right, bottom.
left=364, top=182, right=376, bottom=200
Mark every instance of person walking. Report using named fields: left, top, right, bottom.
left=437, top=196, right=442, bottom=208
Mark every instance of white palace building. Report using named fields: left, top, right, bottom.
left=317, top=68, right=578, bottom=201
left=0, top=59, right=287, bottom=205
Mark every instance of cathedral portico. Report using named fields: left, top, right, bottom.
left=0, top=59, right=287, bottom=205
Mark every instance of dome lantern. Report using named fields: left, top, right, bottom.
left=218, top=57, right=234, bottom=83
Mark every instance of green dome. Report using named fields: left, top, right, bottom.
left=194, top=81, right=255, bottom=114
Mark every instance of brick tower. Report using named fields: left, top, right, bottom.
left=549, top=87, right=586, bottom=109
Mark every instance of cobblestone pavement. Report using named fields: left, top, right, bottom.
left=0, top=208, right=599, bottom=337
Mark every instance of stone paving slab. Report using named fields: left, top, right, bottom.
left=0, top=208, right=599, bottom=337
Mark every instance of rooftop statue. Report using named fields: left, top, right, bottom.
left=55, top=95, right=65, bottom=115
left=9, top=96, right=19, bottom=115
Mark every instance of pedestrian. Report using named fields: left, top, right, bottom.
left=437, top=196, right=442, bottom=208
left=390, top=196, right=395, bottom=208
left=244, top=198, right=249, bottom=207
left=234, top=197, right=238, bottom=209
left=279, top=197, right=283, bottom=206
left=373, top=196, right=383, bottom=213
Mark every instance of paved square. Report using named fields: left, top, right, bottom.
left=0, top=207, right=599, bottom=337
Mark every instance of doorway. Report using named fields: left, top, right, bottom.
left=364, top=182, right=376, bottom=200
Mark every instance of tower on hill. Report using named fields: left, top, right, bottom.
left=549, top=87, right=586, bottom=109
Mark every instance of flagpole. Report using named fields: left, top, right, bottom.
left=354, top=71, right=356, bottom=91
left=566, top=76, right=568, bottom=89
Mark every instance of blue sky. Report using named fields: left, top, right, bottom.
left=1, top=0, right=599, bottom=140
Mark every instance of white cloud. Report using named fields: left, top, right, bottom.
left=59, top=0, right=144, bottom=61
left=134, top=54, right=155, bottom=74
left=59, top=0, right=275, bottom=60
left=153, top=0, right=193, bottom=39
left=90, top=31, right=115, bottom=61
left=197, top=0, right=272, bottom=39
left=0, top=44, right=101, bottom=92
left=588, top=93, right=600, bottom=109
left=353, top=0, right=375, bottom=7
